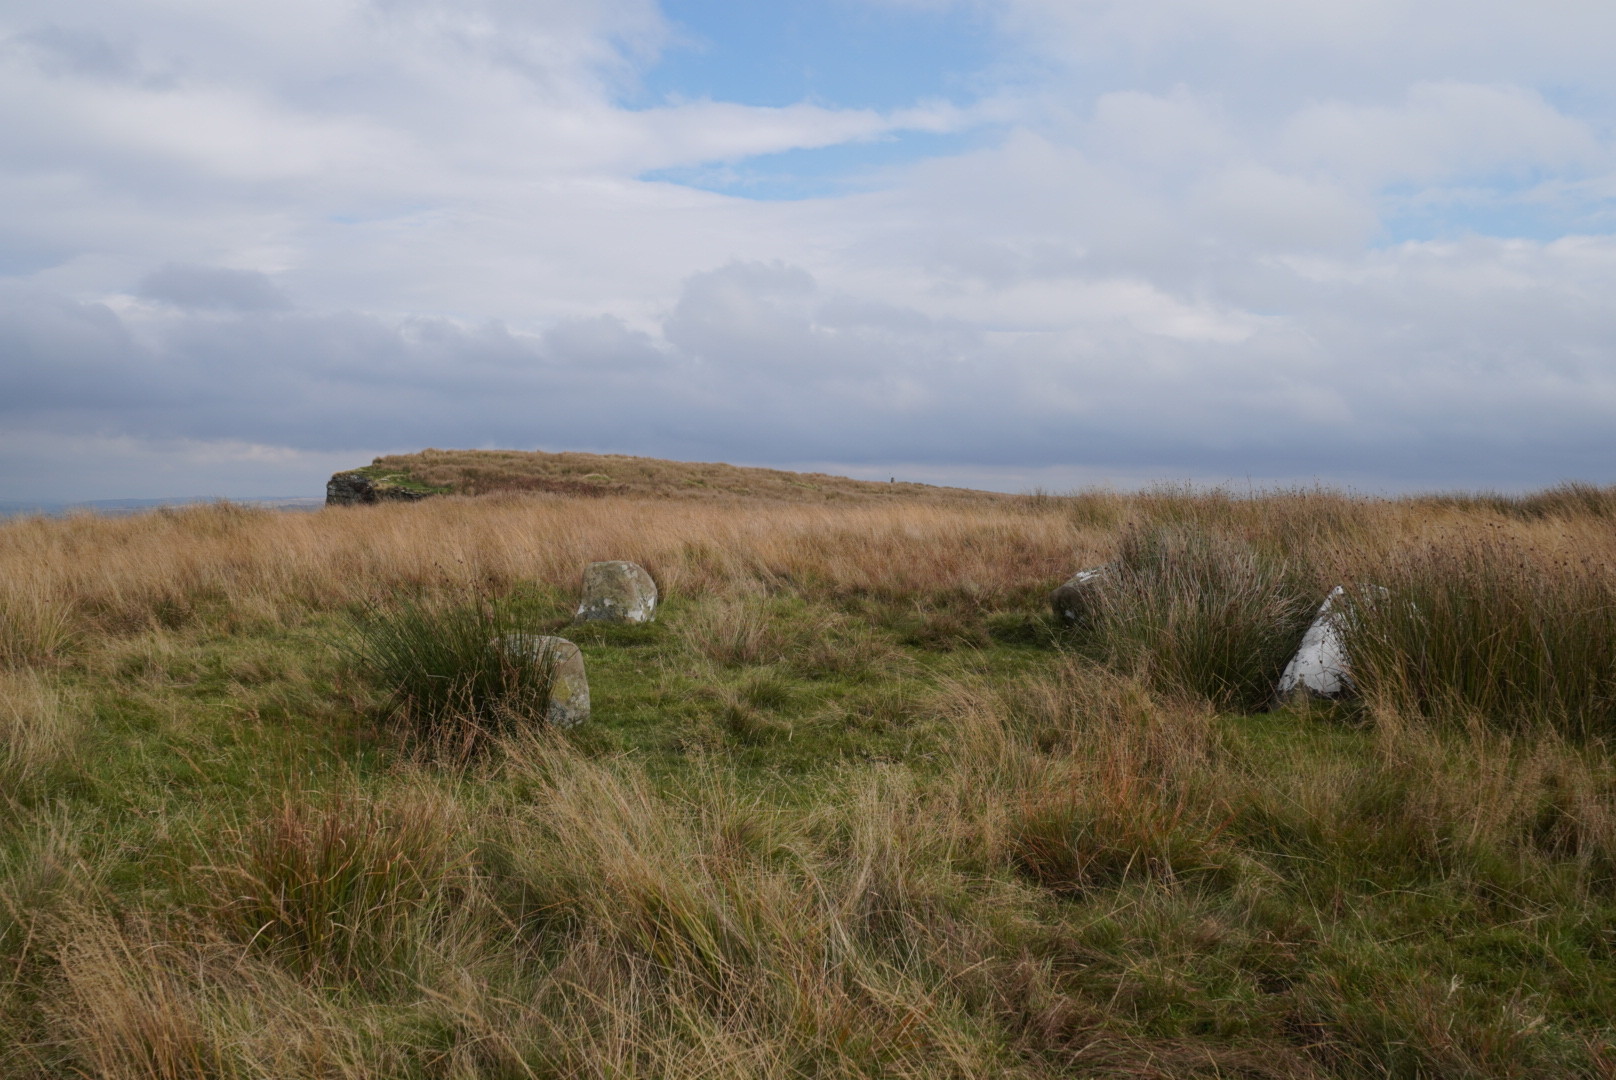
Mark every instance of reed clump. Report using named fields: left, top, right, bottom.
left=344, top=597, right=558, bottom=751
left=1348, top=534, right=1616, bottom=734
left=1077, top=523, right=1316, bottom=710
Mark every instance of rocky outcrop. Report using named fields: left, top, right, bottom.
left=1049, top=565, right=1113, bottom=625
left=575, top=561, right=658, bottom=624
left=325, top=470, right=435, bottom=507
left=493, top=634, right=590, bottom=728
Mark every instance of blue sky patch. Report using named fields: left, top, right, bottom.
left=634, top=0, right=998, bottom=111
left=1376, top=172, right=1616, bottom=245
left=640, top=127, right=990, bottom=200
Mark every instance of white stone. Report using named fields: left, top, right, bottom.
left=1275, top=585, right=1388, bottom=700
left=493, top=634, right=590, bottom=728
left=575, top=561, right=658, bottom=624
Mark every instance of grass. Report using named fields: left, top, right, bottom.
left=200, top=787, right=469, bottom=985
left=343, top=596, right=560, bottom=753
left=354, top=447, right=1013, bottom=502
left=1077, top=523, right=1316, bottom=711
left=1, top=480, right=1615, bottom=1076
left=1347, top=534, right=1616, bottom=733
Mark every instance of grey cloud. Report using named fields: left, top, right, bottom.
left=540, top=315, right=665, bottom=371
left=0, top=286, right=154, bottom=411
left=135, top=265, right=293, bottom=312
left=8, top=25, right=140, bottom=82
left=4, top=252, right=1614, bottom=493
left=1, top=0, right=1614, bottom=500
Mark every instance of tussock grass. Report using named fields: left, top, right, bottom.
left=1079, top=524, right=1315, bottom=710
left=345, top=596, right=558, bottom=751
left=2, top=480, right=1616, bottom=1077
left=199, top=788, right=470, bottom=985
left=0, top=582, right=76, bottom=667
left=1348, top=535, right=1616, bottom=733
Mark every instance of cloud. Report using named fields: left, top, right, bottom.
left=135, top=264, right=292, bottom=312
left=1, top=0, right=1614, bottom=499
left=1281, top=82, right=1604, bottom=188
left=5, top=235, right=1616, bottom=496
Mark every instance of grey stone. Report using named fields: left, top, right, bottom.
left=1275, top=585, right=1389, bottom=701
left=575, top=561, right=657, bottom=624
left=325, top=470, right=432, bottom=507
left=493, top=634, right=590, bottom=728
left=1049, top=565, right=1112, bottom=624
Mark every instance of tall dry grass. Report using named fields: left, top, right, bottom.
left=5, top=486, right=1614, bottom=721
left=0, top=671, right=82, bottom=788
left=1347, top=534, right=1616, bottom=733
left=0, top=485, right=1579, bottom=623
left=4, top=483, right=1616, bottom=1076
left=0, top=496, right=1091, bottom=633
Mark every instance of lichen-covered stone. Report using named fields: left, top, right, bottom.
left=325, top=470, right=433, bottom=507
left=1275, top=585, right=1389, bottom=701
left=1049, top=565, right=1112, bottom=625
left=493, top=634, right=590, bottom=728
left=575, top=561, right=657, bottom=624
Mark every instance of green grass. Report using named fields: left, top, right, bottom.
left=1072, top=523, right=1317, bottom=711
left=6, top=507, right=1616, bottom=1076
left=343, top=596, right=560, bottom=753
left=346, top=464, right=454, bottom=496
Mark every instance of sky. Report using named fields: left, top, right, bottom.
left=1, top=0, right=1614, bottom=501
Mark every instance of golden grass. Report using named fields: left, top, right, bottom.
left=6, top=485, right=1610, bottom=638
left=0, top=671, right=81, bottom=788
left=5, top=480, right=1616, bottom=1077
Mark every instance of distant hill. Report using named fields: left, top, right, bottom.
left=327, top=449, right=1011, bottom=505
left=0, top=496, right=322, bottom=518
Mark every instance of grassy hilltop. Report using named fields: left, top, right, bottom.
left=336, top=448, right=1010, bottom=502
left=4, top=470, right=1616, bottom=1077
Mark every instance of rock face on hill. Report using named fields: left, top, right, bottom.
left=575, top=561, right=658, bottom=624
left=326, top=470, right=435, bottom=507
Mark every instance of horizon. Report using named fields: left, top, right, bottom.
left=3, top=0, right=1614, bottom=502
left=4, top=449, right=1612, bottom=513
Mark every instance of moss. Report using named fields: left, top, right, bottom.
left=349, top=464, right=454, bottom=496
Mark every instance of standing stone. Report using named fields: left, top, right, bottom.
left=1276, top=587, right=1353, bottom=699
left=575, top=561, right=658, bottom=624
left=493, top=635, right=590, bottom=728
left=1275, top=585, right=1388, bottom=701
left=1049, top=565, right=1112, bottom=625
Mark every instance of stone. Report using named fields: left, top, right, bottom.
left=575, top=561, right=657, bottom=624
left=493, top=634, right=590, bottom=728
left=1275, top=585, right=1389, bottom=701
left=1049, top=565, right=1112, bottom=625
left=325, top=470, right=433, bottom=507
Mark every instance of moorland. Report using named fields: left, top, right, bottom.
left=3, top=452, right=1616, bottom=1078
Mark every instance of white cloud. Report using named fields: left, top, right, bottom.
left=1, top=0, right=1615, bottom=497
left=1282, top=82, right=1605, bottom=188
